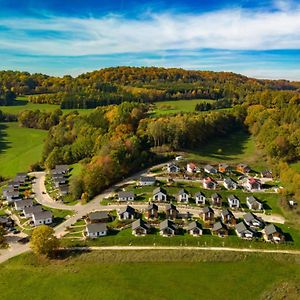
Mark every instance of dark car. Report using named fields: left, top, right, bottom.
left=13, top=230, right=20, bottom=234
left=18, top=237, right=29, bottom=244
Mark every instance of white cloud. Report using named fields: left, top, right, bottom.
left=0, top=6, right=300, bottom=56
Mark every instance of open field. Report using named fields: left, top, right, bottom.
left=0, top=97, right=92, bottom=115
left=0, top=122, right=47, bottom=177
left=152, top=99, right=217, bottom=115
left=184, top=130, right=266, bottom=170
left=0, top=251, right=299, bottom=300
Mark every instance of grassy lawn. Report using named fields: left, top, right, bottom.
left=0, top=251, right=299, bottom=300
left=184, top=130, right=266, bottom=170
left=0, top=97, right=93, bottom=115
left=290, top=161, right=300, bottom=174
left=0, top=122, right=47, bottom=177
left=152, top=99, right=217, bottom=115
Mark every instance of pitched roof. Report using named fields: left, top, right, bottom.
left=244, top=212, right=257, bottom=222
left=23, top=205, right=43, bottom=215
left=140, top=176, right=156, bottom=183
left=264, top=224, right=280, bottom=235
left=88, top=211, right=110, bottom=221
left=221, top=208, right=233, bottom=217
left=132, top=219, right=150, bottom=230
left=153, top=187, right=167, bottom=195
left=15, top=199, right=33, bottom=208
left=178, top=189, right=188, bottom=195
left=166, top=203, right=178, bottom=211
left=212, top=221, right=226, bottom=231
left=202, top=206, right=214, bottom=214
left=224, top=178, right=236, bottom=185
left=118, top=191, right=135, bottom=198
left=195, top=191, right=205, bottom=197
left=159, top=219, right=176, bottom=231
left=87, top=223, right=107, bottom=233
left=211, top=193, right=220, bottom=199
left=187, top=220, right=202, bottom=231
left=32, top=210, right=52, bottom=220
left=147, top=203, right=158, bottom=210
left=247, top=196, right=261, bottom=205
left=235, top=222, right=248, bottom=233
left=228, top=195, right=238, bottom=201
left=118, top=205, right=136, bottom=215
left=204, top=164, right=216, bottom=171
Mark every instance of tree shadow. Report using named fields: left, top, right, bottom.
left=0, top=123, right=11, bottom=155
left=53, top=249, right=92, bottom=260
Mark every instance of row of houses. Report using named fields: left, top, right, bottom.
left=167, top=162, right=272, bottom=177
left=50, top=165, right=70, bottom=196
left=14, top=199, right=53, bottom=226
left=85, top=205, right=283, bottom=243
left=1, top=173, right=30, bottom=203
left=118, top=186, right=263, bottom=210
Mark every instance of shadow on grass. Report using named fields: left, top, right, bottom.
left=0, top=123, right=11, bottom=155
left=53, top=249, right=92, bottom=260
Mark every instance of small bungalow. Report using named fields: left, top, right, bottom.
left=187, top=221, right=203, bottom=236
left=159, top=219, right=177, bottom=237
left=52, top=165, right=69, bottom=175
left=221, top=209, right=236, bottom=226
left=195, top=191, right=206, bottom=205
left=212, top=222, right=228, bottom=237
left=263, top=224, right=285, bottom=243
left=246, top=196, right=263, bottom=210
left=167, top=163, right=180, bottom=173
left=235, top=222, right=255, bottom=239
left=88, top=211, right=111, bottom=223
left=201, top=206, right=214, bottom=223
left=118, top=191, right=135, bottom=202
left=145, top=203, right=158, bottom=219
left=23, top=205, right=43, bottom=218
left=153, top=187, right=167, bottom=202
left=187, top=163, right=197, bottom=173
left=14, top=199, right=33, bottom=211
left=236, top=163, right=251, bottom=174
left=227, top=195, right=240, bottom=209
left=32, top=211, right=53, bottom=226
left=132, top=219, right=150, bottom=236
left=218, top=163, right=230, bottom=173
left=177, top=189, right=189, bottom=203
left=118, top=205, right=138, bottom=220
left=204, top=164, right=217, bottom=174
left=211, top=193, right=222, bottom=207
left=165, top=203, right=179, bottom=220
left=245, top=178, right=262, bottom=191
left=139, top=176, right=156, bottom=186
left=243, top=212, right=264, bottom=228
left=203, top=177, right=217, bottom=190
left=223, top=178, right=238, bottom=190
left=86, top=223, right=108, bottom=238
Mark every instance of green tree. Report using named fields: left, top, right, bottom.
left=30, top=225, right=59, bottom=257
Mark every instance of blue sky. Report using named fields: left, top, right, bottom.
left=0, top=0, right=300, bottom=80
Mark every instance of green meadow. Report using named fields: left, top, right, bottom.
left=0, top=251, right=299, bottom=300
left=0, top=122, right=47, bottom=177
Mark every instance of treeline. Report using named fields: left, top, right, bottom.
left=18, top=109, right=62, bottom=130
left=2, top=67, right=299, bottom=109
left=0, top=110, right=17, bottom=122
left=0, top=87, right=16, bottom=106
left=195, top=99, right=232, bottom=111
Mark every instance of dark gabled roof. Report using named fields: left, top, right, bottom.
left=119, top=205, right=136, bottom=215
left=202, top=206, right=214, bottom=214
left=32, top=210, right=52, bottom=220
left=187, top=220, right=202, bottom=231
left=264, top=224, right=280, bottom=235
left=224, top=178, right=236, bottom=185
left=15, top=199, right=33, bottom=208
left=87, top=223, right=107, bottom=233
left=132, top=219, right=150, bottom=230
left=55, top=165, right=69, bottom=171
left=178, top=189, right=188, bottom=195
left=153, top=187, right=167, bottom=195
left=58, top=184, right=69, bottom=193
left=204, top=164, right=216, bottom=171
left=118, top=191, right=135, bottom=198
left=247, top=196, right=261, bottom=205
left=140, top=176, right=156, bottom=182
left=6, top=191, right=20, bottom=197
left=23, top=205, right=43, bottom=215
left=159, top=219, right=176, bottom=231
left=147, top=203, right=158, bottom=210
left=228, top=195, right=238, bottom=201
left=235, top=222, right=248, bottom=233
left=88, top=211, right=109, bottom=221
left=166, top=203, right=178, bottom=211
left=211, top=193, right=220, bottom=199
left=221, top=208, right=233, bottom=217
left=244, top=212, right=257, bottom=222
left=195, top=191, right=205, bottom=197
left=212, top=221, right=226, bottom=231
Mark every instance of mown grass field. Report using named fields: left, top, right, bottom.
left=0, top=96, right=92, bottom=115
left=152, top=99, right=217, bottom=115
left=0, top=122, right=47, bottom=177
left=0, top=251, right=299, bottom=300
left=184, top=130, right=266, bottom=170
